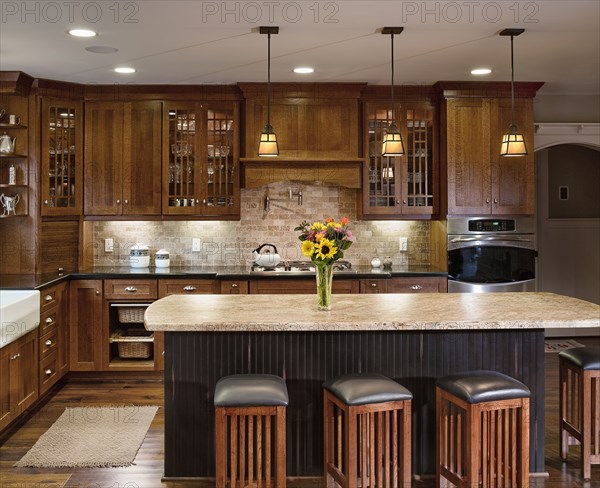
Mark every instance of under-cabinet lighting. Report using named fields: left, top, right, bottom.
left=114, top=67, right=136, bottom=74
left=293, top=67, right=314, bottom=74
left=471, top=68, right=492, bottom=75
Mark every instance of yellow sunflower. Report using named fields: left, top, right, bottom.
left=312, top=222, right=326, bottom=231
left=315, top=238, right=337, bottom=260
left=301, top=240, right=315, bottom=257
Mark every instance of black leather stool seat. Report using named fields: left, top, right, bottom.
left=323, top=373, right=412, bottom=406
left=214, top=374, right=289, bottom=407
left=558, top=346, right=600, bottom=370
left=437, top=370, right=530, bottom=404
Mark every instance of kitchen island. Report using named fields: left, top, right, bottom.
left=145, top=292, right=600, bottom=480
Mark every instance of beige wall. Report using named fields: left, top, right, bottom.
left=534, top=95, right=600, bottom=123
left=93, top=182, right=431, bottom=268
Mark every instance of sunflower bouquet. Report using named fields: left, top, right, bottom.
left=295, top=217, right=353, bottom=265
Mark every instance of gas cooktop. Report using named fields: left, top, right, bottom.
left=250, top=260, right=355, bottom=276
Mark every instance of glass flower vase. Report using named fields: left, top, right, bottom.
left=315, top=263, right=334, bottom=311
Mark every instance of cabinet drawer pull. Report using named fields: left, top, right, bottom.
left=10, top=353, right=20, bottom=360
left=124, top=286, right=138, bottom=292
left=45, top=369, right=53, bottom=375
left=371, top=283, right=377, bottom=287
left=410, top=285, right=423, bottom=290
left=45, top=294, right=53, bottom=302
left=231, top=283, right=238, bottom=288
left=45, top=317, right=53, bottom=324
left=183, top=285, right=197, bottom=292
left=45, top=339, right=53, bottom=346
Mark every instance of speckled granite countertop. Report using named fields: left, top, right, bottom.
left=0, top=265, right=446, bottom=290
left=144, top=292, right=600, bottom=332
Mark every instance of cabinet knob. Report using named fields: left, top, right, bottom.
left=45, top=339, right=53, bottom=346
left=44, top=200, right=49, bottom=205
left=403, top=199, right=407, bottom=204
left=45, top=369, right=53, bottom=375
left=45, top=317, right=53, bottom=324
left=231, top=283, right=238, bottom=288
left=486, top=198, right=490, bottom=204
left=371, top=283, right=377, bottom=287
left=395, top=199, right=401, bottom=205
left=410, top=285, right=423, bottom=290
left=96, top=290, right=100, bottom=295
left=124, top=199, right=129, bottom=204
left=45, top=295, right=53, bottom=302
left=116, top=199, right=121, bottom=204
left=493, top=198, right=498, bottom=204
left=183, top=285, right=197, bottom=292
left=202, top=199, right=207, bottom=205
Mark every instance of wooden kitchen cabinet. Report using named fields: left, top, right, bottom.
left=163, top=101, right=240, bottom=217
left=158, top=278, right=219, bottom=296
left=39, top=282, right=69, bottom=393
left=40, top=98, right=83, bottom=215
left=84, top=101, right=162, bottom=216
left=443, top=97, right=534, bottom=215
left=249, top=279, right=359, bottom=294
left=0, top=329, right=39, bottom=431
left=361, top=101, right=437, bottom=218
left=69, top=280, right=103, bottom=371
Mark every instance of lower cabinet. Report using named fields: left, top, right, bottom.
left=69, top=280, right=103, bottom=371
left=0, top=330, right=39, bottom=431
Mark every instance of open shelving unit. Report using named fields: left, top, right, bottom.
left=107, top=303, right=155, bottom=369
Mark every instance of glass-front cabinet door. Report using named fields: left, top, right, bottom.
left=41, top=99, right=83, bottom=216
left=164, top=102, right=239, bottom=216
left=363, top=102, right=436, bottom=218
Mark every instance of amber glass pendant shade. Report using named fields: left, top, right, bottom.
left=382, top=122, right=405, bottom=157
left=258, top=124, right=279, bottom=157
left=500, top=126, right=527, bottom=156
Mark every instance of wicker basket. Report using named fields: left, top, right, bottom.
left=113, top=328, right=153, bottom=359
left=118, top=307, right=146, bottom=323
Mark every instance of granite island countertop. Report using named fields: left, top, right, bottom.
left=144, top=292, right=600, bottom=332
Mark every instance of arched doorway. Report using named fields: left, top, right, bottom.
left=534, top=124, right=600, bottom=318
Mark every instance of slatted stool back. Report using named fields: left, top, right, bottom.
left=436, top=370, right=530, bottom=488
left=214, top=374, right=288, bottom=488
left=323, top=373, right=412, bottom=488
left=559, top=346, right=600, bottom=480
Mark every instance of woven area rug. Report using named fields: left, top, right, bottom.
left=544, top=339, right=584, bottom=353
left=15, top=405, right=158, bottom=468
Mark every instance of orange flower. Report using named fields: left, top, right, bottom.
left=341, top=217, right=349, bottom=225
left=325, top=217, right=334, bottom=223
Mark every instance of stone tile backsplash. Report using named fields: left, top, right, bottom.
left=93, top=182, right=431, bottom=267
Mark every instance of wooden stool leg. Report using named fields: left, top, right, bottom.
left=559, top=359, right=569, bottom=461
left=520, top=398, right=530, bottom=488
left=582, top=372, right=592, bottom=480
left=347, top=406, right=358, bottom=488
left=402, top=401, right=412, bottom=488
left=275, top=406, right=286, bottom=487
left=215, top=407, right=227, bottom=488
left=466, top=404, right=481, bottom=488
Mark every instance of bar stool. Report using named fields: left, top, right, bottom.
left=436, top=370, right=530, bottom=488
left=559, top=345, right=600, bottom=480
left=214, top=374, right=288, bottom=488
left=323, top=373, right=412, bottom=488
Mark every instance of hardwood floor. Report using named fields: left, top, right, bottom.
left=1, top=339, right=598, bottom=488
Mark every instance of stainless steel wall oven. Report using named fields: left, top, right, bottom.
left=447, top=217, right=536, bottom=293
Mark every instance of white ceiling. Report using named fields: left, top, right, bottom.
left=1, top=1, right=599, bottom=95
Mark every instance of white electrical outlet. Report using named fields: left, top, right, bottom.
left=399, top=237, right=408, bottom=252
left=104, top=238, right=113, bottom=253
left=192, top=238, right=201, bottom=252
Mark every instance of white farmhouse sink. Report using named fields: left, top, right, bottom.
left=0, top=290, right=40, bottom=349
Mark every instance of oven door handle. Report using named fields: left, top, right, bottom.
left=449, top=236, right=533, bottom=243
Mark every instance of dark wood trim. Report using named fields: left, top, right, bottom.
left=84, top=84, right=244, bottom=101
left=361, top=84, right=436, bottom=102
left=238, top=82, right=367, bottom=99
left=0, top=71, right=35, bottom=95
left=36, top=78, right=85, bottom=99
left=433, top=81, right=544, bottom=99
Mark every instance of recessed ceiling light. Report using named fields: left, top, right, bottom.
left=293, top=67, right=315, bottom=74
left=86, top=46, right=118, bottom=54
left=114, top=67, right=136, bottom=74
left=69, top=29, right=97, bottom=38
left=471, top=68, right=492, bottom=75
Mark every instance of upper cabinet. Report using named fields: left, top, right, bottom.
left=240, top=83, right=363, bottom=159
left=41, top=98, right=83, bottom=216
left=163, top=101, right=239, bottom=217
left=84, top=101, right=162, bottom=216
left=438, top=82, right=542, bottom=216
left=361, top=99, right=437, bottom=218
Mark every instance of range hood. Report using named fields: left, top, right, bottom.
left=240, top=158, right=365, bottom=189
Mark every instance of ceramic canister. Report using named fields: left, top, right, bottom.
left=130, top=243, right=150, bottom=268
left=155, top=249, right=170, bottom=268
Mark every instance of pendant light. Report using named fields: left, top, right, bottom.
left=381, top=27, right=405, bottom=157
left=258, top=26, right=279, bottom=157
left=499, top=28, right=527, bottom=157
